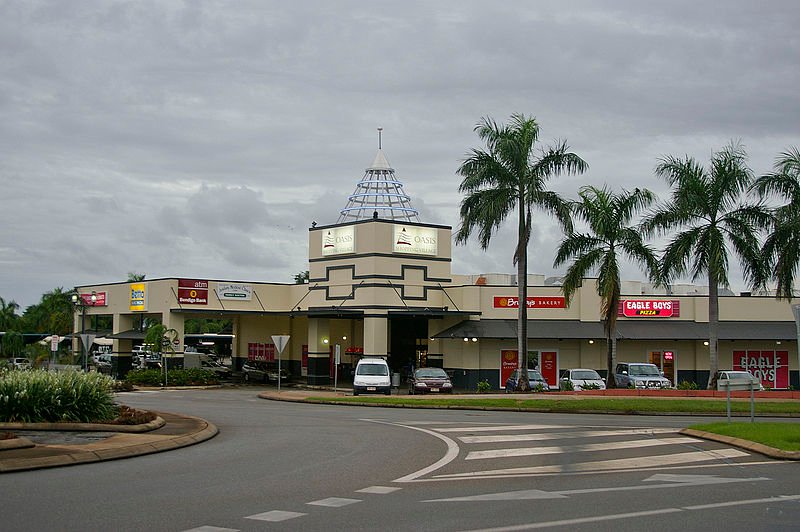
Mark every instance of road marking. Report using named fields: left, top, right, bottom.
left=426, top=474, right=770, bottom=501
left=245, top=510, right=306, bottom=522
left=181, top=527, right=239, bottom=532
left=460, top=495, right=800, bottom=531
left=459, top=428, right=679, bottom=444
left=434, top=424, right=570, bottom=433
left=465, top=436, right=700, bottom=460
left=434, top=448, right=749, bottom=479
left=356, top=486, right=402, bottom=494
left=307, top=497, right=361, bottom=508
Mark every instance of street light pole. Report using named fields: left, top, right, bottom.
left=72, top=291, right=98, bottom=372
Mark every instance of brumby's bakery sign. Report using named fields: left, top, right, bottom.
left=619, top=299, right=680, bottom=317
left=494, top=296, right=566, bottom=309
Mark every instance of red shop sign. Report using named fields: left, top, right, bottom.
left=619, top=299, right=679, bottom=318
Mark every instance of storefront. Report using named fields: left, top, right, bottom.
left=73, top=148, right=800, bottom=389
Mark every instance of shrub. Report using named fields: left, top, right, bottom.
left=0, top=369, right=116, bottom=423
left=476, top=379, right=492, bottom=393
left=677, top=380, right=699, bottom=390
left=125, top=368, right=219, bottom=387
left=582, top=382, right=601, bottom=390
left=560, top=380, right=575, bottom=391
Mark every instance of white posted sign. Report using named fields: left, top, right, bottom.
left=271, top=335, right=290, bottom=354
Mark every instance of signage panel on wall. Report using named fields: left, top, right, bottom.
left=322, top=226, right=355, bottom=256
left=493, top=296, right=566, bottom=309
left=393, top=225, right=437, bottom=256
left=733, top=350, right=789, bottom=389
left=178, top=279, right=208, bottom=305
left=619, top=299, right=680, bottom=317
left=218, top=283, right=252, bottom=301
left=129, top=283, right=146, bottom=311
left=79, top=291, right=108, bottom=306
left=500, top=350, right=518, bottom=389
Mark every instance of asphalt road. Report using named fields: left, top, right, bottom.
left=2, top=387, right=799, bottom=531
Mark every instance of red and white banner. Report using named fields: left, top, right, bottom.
left=79, top=291, right=107, bottom=306
left=500, top=350, right=518, bottom=388
left=733, top=350, right=789, bottom=389
left=178, top=279, right=208, bottom=305
left=619, top=299, right=680, bottom=317
left=248, top=342, right=276, bottom=362
left=494, top=296, right=566, bottom=309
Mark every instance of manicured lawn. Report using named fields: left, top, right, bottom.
left=308, top=395, right=800, bottom=415
left=689, top=422, right=800, bottom=451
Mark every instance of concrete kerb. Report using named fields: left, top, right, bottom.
left=258, top=388, right=800, bottom=460
left=0, top=413, right=218, bottom=473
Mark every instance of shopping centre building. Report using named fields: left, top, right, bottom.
left=73, top=147, right=800, bottom=390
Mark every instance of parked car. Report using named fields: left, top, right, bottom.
left=266, top=362, right=290, bottom=382
left=505, top=369, right=550, bottom=392
left=409, top=367, right=453, bottom=394
left=7, top=357, right=31, bottom=370
left=241, top=360, right=269, bottom=383
left=559, top=368, right=606, bottom=391
left=614, top=362, right=672, bottom=389
left=353, top=357, right=391, bottom=396
left=714, top=370, right=764, bottom=391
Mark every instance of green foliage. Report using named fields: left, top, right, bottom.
left=1, top=331, right=24, bottom=357
left=144, top=324, right=178, bottom=355
left=293, top=270, right=309, bottom=284
left=678, top=380, right=699, bottom=390
left=689, top=422, right=800, bottom=451
left=560, top=379, right=575, bottom=391
left=0, top=369, right=116, bottom=423
left=532, top=383, right=546, bottom=393
left=581, top=382, right=602, bottom=390
left=476, top=379, right=492, bottom=393
left=125, top=368, right=219, bottom=386
left=184, top=318, right=231, bottom=334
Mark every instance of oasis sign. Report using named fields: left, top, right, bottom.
left=178, top=279, right=208, bottom=305
left=494, top=296, right=566, bottom=309
left=619, top=299, right=680, bottom=317
left=322, top=226, right=355, bottom=256
left=393, top=226, right=437, bottom=256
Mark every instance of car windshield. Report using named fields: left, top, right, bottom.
left=357, top=364, right=388, bottom=376
left=529, top=370, right=544, bottom=380
left=629, top=365, right=660, bottom=376
left=725, top=371, right=754, bottom=379
left=416, top=368, right=448, bottom=379
left=574, top=370, right=601, bottom=380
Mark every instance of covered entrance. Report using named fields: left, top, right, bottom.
left=389, top=316, right=429, bottom=381
left=649, top=349, right=676, bottom=384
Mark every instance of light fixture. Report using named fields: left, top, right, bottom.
left=322, top=338, right=329, bottom=344
left=776, top=341, right=782, bottom=345
left=463, top=337, right=469, bottom=342
left=471, top=337, right=477, bottom=342
left=703, top=341, right=709, bottom=346
left=588, top=339, right=594, bottom=344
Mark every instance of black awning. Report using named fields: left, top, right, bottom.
left=433, top=319, right=797, bottom=341
left=106, top=329, right=147, bottom=340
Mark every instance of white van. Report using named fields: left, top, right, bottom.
left=353, top=357, right=391, bottom=396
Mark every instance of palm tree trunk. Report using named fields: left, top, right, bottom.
left=517, top=197, right=530, bottom=391
left=707, top=273, right=720, bottom=389
left=606, top=331, right=617, bottom=388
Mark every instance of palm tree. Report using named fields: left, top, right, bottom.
left=455, top=114, right=587, bottom=390
left=0, top=296, right=20, bottom=331
left=642, top=142, right=770, bottom=388
left=752, top=147, right=800, bottom=299
left=127, top=272, right=146, bottom=282
left=554, top=186, right=660, bottom=387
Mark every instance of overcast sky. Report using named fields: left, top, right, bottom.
left=1, top=0, right=798, bottom=310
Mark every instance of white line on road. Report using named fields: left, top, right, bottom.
left=356, top=486, right=402, bottom=494
left=181, top=527, right=239, bottom=532
left=307, top=497, right=361, bottom=508
left=459, top=428, right=679, bottom=444
left=460, top=495, right=800, bottom=531
left=245, top=510, right=306, bottom=522
left=465, top=436, right=700, bottom=460
left=434, top=424, right=570, bottom=433
left=435, top=448, right=749, bottom=479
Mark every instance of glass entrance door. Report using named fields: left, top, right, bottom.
left=649, top=350, right=676, bottom=384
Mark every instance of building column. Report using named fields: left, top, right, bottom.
left=307, top=318, right=331, bottom=385
left=111, top=313, right=135, bottom=379
left=363, top=315, right=388, bottom=358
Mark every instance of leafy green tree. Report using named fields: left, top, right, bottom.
left=752, top=147, right=800, bottom=299
left=642, top=142, right=770, bottom=388
left=293, top=271, right=309, bottom=284
left=1, top=330, right=24, bottom=357
left=127, top=272, right=146, bottom=282
left=455, top=114, right=587, bottom=390
left=0, top=296, right=20, bottom=332
left=20, top=287, right=74, bottom=335
left=554, top=186, right=660, bottom=387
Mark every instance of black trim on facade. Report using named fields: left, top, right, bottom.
left=310, top=252, right=452, bottom=264
left=310, top=218, right=452, bottom=232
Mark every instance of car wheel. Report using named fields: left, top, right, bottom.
left=384, top=389, right=391, bottom=395
left=353, top=390, right=359, bottom=396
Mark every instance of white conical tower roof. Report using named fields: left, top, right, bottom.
left=337, top=129, right=420, bottom=223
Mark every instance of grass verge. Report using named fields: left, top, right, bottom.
left=688, top=422, right=800, bottom=451
left=307, top=396, right=800, bottom=415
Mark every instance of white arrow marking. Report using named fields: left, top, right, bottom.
left=425, top=474, right=769, bottom=502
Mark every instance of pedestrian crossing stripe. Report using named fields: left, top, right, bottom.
left=465, top=436, right=701, bottom=460
left=459, top=428, right=679, bottom=444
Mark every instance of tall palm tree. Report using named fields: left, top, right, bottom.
left=0, top=296, right=20, bottom=331
left=642, top=142, right=770, bottom=389
left=752, top=147, right=800, bottom=299
left=554, top=186, right=660, bottom=387
left=455, top=114, right=587, bottom=390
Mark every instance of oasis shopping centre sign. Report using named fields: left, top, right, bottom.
left=322, top=226, right=355, bottom=256
left=393, top=226, right=437, bottom=256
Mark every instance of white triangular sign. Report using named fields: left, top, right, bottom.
left=272, top=335, right=290, bottom=355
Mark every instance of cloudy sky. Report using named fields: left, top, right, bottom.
left=1, top=0, right=798, bottom=310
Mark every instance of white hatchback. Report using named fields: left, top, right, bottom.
left=352, top=357, right=391, bottom=396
